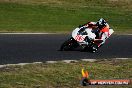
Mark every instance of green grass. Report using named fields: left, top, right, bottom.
left=0, top=59, right=131, bottom=88
left=0, top=0, right=132, bottom=33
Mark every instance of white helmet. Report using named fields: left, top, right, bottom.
left=96, top=18, right=107, bottom=29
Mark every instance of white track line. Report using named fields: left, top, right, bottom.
left=0, top=33, right=57, bottom=35
left=0, top=33, right=132, bottom=35
left=126, top=34, right=132, bottom=35
left=81, top=59, right=97, bottom=62
left=115, top=58, right=129, bottom=60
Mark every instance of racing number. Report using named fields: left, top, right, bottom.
left=75, top=35, right=85, bottom=42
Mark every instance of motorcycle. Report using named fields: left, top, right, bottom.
left=60, top=27, right=114, bottom=53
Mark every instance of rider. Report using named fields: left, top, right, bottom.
left=78, top=18, right=110, bottom=47
left=95, top=18, right=110, bottom=47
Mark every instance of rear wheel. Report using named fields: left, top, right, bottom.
left=91, top=44, right=98, bottom=53
left=82, top=44, right=98, bottom=53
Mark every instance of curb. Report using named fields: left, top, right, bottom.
left=0, top=58, right=131, bottom=68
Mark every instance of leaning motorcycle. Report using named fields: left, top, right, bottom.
left=60, top=27, right=114, bottom=53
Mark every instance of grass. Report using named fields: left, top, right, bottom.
left=0, top=59, right=131, bottom=88
left=0, top=0, right=131, bottom=33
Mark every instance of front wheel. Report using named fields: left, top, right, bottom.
left=60, top=38, right=78, bottom=51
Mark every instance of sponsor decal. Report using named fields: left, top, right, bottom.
left=75, top=35, right=85, bottom=42
left=81, top=69, right=131, bottom=86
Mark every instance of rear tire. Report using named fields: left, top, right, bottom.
left=91, top=44, right=98, bottom=53
left=82, top=44, right=98, bottom=53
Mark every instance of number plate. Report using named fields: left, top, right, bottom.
left=75, top=35, right=85, bottom=42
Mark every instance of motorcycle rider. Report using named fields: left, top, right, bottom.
left=95, top=18, right=110, bottom=47
left=78, top=18, right=110, bottom=47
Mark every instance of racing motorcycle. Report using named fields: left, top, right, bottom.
left=60, top=27, right=114, bottom=53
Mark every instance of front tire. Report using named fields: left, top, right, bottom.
left=60, top=38, right=78, bottom=51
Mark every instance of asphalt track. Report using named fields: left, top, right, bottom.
left=0, top=34, right=132, bottom=65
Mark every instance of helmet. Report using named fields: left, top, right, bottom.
left=96, top=18, right=107, bottom=29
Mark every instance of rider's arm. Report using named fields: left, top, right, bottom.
left=94, top=32, right=109, bottom=42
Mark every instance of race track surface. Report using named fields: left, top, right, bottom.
left=0, top=34, right=132, bottom=65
